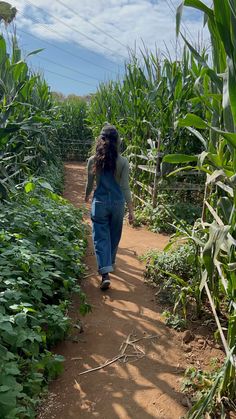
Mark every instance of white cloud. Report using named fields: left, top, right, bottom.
left=13, top=0, right=210, bottom=62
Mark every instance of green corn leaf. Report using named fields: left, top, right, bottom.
left=166, top=165, right=195, bottom=177
left=228, top=0, right=236, bottom=17
left=163, top=154, right=198, bottom=164
left=213, top=0, right=233, bottom=57
left=227, top=57, right=236, bottom=126
left=184, top=0, right=214, bottom=19
left=177, top=113, right=208, bottom=129
left=222, top=71, right=235, bottom=131
left=186, top=127, right=207, bottom=148
left=26, top=48, right=44, bottom=57
left=211, top=126, right=236, bottom=148
left=176, top=2, right=184, bottom=36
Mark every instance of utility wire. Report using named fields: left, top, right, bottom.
left=55, top=0, right=128, bottom=49
left=37, top=67, right=97, bottom=88
left=17, top=27, right=118, bottom=75
left=31, top=54, right=102, bottom=82
left=23, top=0, right=128, bottom=61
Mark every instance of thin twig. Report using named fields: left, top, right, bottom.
left=78, top=354, right=125, bottom=375
left=119, top=333, right=132, bottom=354
left=129, top=334, right=159, bottom=344
left=83, top=273, right=96, bottom=279
left=77, top=333, right=159, bottom=375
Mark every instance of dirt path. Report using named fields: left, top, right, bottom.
left=38, top=163, right=187, bottom=419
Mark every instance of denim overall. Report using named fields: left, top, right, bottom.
left=91, top=170, right=125, bottom=275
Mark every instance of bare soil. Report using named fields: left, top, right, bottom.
left=37, top=163, right=224, bottom=419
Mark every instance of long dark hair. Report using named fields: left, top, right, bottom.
left=93, top=125, right=119, bottom=173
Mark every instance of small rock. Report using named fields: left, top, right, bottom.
left=182, top=330, right=194, bottom=344
left=197, top=338, right=205, bottom=345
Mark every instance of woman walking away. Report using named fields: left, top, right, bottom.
left=85, top=124, right=134, bottom=290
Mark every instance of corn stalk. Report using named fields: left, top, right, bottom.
left=0, top=32, right=60, bottom=197
left=163, top=1, right=236, bottom=415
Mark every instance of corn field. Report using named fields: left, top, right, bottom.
left=0, top=0, right=236, bottom=417
left=171, top=1, right=236, bottom=416
left=55, top=95, right=92, bottom=161
left=88, top=47, right=208, bottom=228
left=88, top=1, right=236, bottom=416
left=0, top=33, right=59, bottom=198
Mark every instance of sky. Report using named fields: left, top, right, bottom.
left=6, top=0, right=211, bottom=96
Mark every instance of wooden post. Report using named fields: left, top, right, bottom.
left=152, top=131, right=161, bottom=209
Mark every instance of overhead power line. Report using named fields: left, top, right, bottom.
left=55, top=0, right=128, bottom=49
left=23, top=0, right=128, bottom=61
left=39, top=68, right=96, bottom=88
left=31, top=54, right=102, bottom=82
left=17, top=27, right=118, bottom=75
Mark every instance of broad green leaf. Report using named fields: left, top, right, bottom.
left=213, top=0, right=232, bottom=57
left=229, top=0, right=236, bottom=18
left=163, top=154, right=198, bottom=164
left=166, top=165, right=195, bottom=177
left=24, top=182, right=35, bottom=193
left=211, top=126, right=236, bottom=148
left=222, top=70, right=235, bottom=131
left=181, top=34, right=208, bottom=68
left=176, top=2, right=184, bottom=36
left=228, top=57, right=236, bottom=125
left=177, top=113, right=208, bottom=129
left=184, top=0, right=214, bottom=19
left=186, top=127, right=207, bottom=148
left=39, top=181, right=54, bottom=191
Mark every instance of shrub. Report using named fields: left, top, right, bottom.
left=134, top=201, right=202, bottom=234
left=143, top=243, right=200, bottom=316
left=0, top=181, right=88, bottom=417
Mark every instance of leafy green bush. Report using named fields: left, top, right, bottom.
left=134, top=201, right=202, bottom=234
left=145, top=243, right=197, bottom=283
left=41, top=158, right=64, bottom=194
left=144, top=243, right=200, bottom=316
left=0, top=181, right=88, bottom=418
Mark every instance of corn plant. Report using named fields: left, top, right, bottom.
left=55, top=95, right=92, bottom=161
left=162, top=1, right=236, bottom=415
left=0, top=32, right=60, bottom=198
left=89, top=47, right=207, bottom=191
